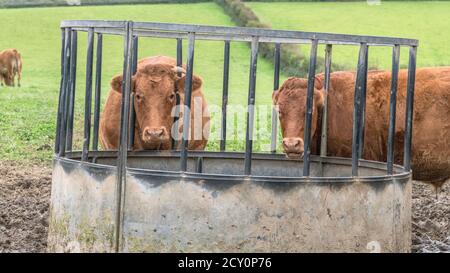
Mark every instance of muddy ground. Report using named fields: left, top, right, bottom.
left=412, top=180, right=450, bottom=252
left=0, top=160, right=448, bottom=253
left=0, top=161, right=52, bottom=253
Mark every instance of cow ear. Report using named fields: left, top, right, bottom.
left=176, top=74, right=203, bottom=93
left=272, top=89, right=280, bottom=104
left=111, top=74, right=123, bottom=93
left=192, top=75, right=203, bottom=91
left=111, top=74, right=136, bottom=93
left=314, top=75, right=324, bottom=90
left=314, top=89, right=325, bottom=110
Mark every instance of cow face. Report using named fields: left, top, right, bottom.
left=111, top=63, right=202, bottom=150
left=0, top=72, right=13, bottom=86
left=272, top=77, right=324, bottom=159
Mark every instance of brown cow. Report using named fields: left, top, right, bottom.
left=273, top=67, right=450, bottom=191
left=0, top=48, right=22, bottom=87
left=100, top=55, right=210, bottom=151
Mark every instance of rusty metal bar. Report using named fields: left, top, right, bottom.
left=302, top=39, right=319, bottom=177
left=320, top=44, right=332, bottom=157
left=66, top=30, right=78, bottom=152
left=180, top=33, right=196, bottom=172
left=82, top=28, right=95, bottom=161
left=114, top=21, right=133, bottom=253
left=404, top=46, right=417, bottom=172
left=220, top=40, right=230, bottom=152
left=271, top=43, right=281, bottom=154
left=92, top=33, right=103, bottom=151
left=351, top=43, right=368, bottom=176
left=244, top=37, right=259, bottom=175
left=387, top=45, right=401, bottom=174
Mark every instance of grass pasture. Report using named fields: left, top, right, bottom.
left=1, top=1, right=450, bottom=164
left=248, top=1, right=450, bottom=70
left=0, top=3, right=283, bottom=163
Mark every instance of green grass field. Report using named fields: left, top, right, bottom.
left=0, top=3, right=282, bottom=163
left=1, top=2, right=449, bottom=164
left=248, top=1, right=450, bottom=70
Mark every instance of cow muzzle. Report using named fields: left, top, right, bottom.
left=142, top=126, right=169, bottom=143
left=282, top=137, right=304, bottom=159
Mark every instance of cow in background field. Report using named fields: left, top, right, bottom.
left=100, top=55, right=210, bottom=151
left=273, top=68, right=450, bottom=192
left=0, top=48, right=22, bottom=87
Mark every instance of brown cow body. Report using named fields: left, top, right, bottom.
left=100, top=56, right=210, bottom=151
left=0, top=48, right=22, bottom=87
left=274, top=67, right=450, bottom=189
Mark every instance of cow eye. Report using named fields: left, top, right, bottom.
left=135, top=94, right=143, bottom=101
left=169, top=93, right=176, bottom=101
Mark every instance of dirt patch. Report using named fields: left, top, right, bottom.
left=412, top=180, right=450, bottom=253
left=0, top=160, right=448, bottom=252
left=0, top=161, right=52, bottom=253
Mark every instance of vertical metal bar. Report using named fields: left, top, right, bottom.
left=351, top=43, right=368, bottom=176
left=55, top=29, right=66, bottom=154
left=92, top=33, right=103, bottom=151
left=114, top=21, right=133, bottom=253
left=82, top=28, right=95, bottom=161
left=128, top=36, right=138, bottom=150
left=176, top=38, right=183, bottom=68
left=271, top=43, right=281, bottom=154
left=404, top=46, right=417, bottom=172
left=196, top=157, right=203, bottom=173
left=220, top=40, right=230, bottom=151
left=132, top=36, right=138, bottom=72
left=244, top=37, right=259, bottom=175
left=180, top=33, right=195, bottom=172
left=320, top=44, right=332, bottom=157
left=172, top=38, right=183, bottom=149
left=66, top=30, right=78, bottom=152
left=302, top=39, right=319, bottom=177
left=358, top=45, right=369, bottom=159
left=58, top=28, right=72, bottom=157
left=387, top=45, right=401, bottom=174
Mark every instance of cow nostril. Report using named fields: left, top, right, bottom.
left=145, top=127, right=166, bottom=138
left=282, top=138, right=303, bottom=151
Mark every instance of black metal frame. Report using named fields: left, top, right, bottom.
left=56, top=20, right=418, bottom=176
left=55, top=21, right=418, bottom=216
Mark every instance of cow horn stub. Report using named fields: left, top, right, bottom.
left=172, top=66, right=186, bottom=75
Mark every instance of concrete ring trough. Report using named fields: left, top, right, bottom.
left=48, top=20, right=418, bottom=253
left=48, top=152, right=411, bottom=253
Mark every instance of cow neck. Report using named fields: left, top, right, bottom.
left=314, top=100, right=324, bottom=156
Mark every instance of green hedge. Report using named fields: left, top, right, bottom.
left=215, top=0, right=343, bottom=77
left=243, top=0, right=450, bottom=2
left=0, top=0, right=209, bottom=8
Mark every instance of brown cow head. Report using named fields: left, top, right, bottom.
left=272, top=77, right=325, bottom=159
left=111, top=63, right=203, bottom=150
left=0, top=72, right=13, bottom=86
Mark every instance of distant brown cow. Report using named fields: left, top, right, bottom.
left=0, top=48, right=22, bottom=87
left=100, top=56, right=210, bottom=151
left=273, top=68, right=450, bottom=190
